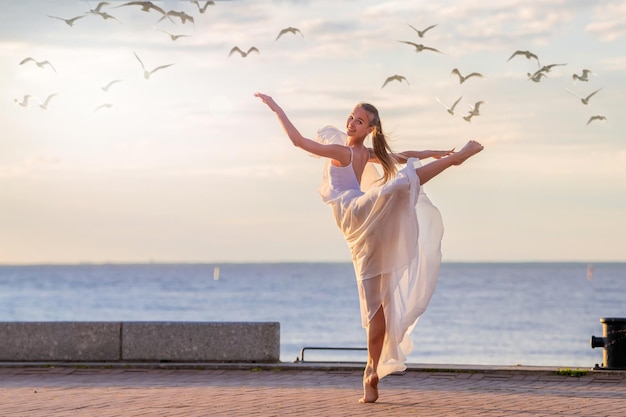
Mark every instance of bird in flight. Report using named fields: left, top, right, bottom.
left=19, top=57, right=57, bottom=73
left=38, top=93, right=58, bottom=110
left=538, top=63, right=567, bottom=73
left=572, top=69, right=595, bottom=82
left=450, top=68, right=483, bottom=84
left=468, top=101, right=484, bottom=115
left=586, top=115, right=606, bottom=125
left=47, top=14, right=86, bottom=26
left=436, top=96, right=463, bottom=116
left=133, top=52, right=174, bottom=79
left=87, top=1, right=110, bottom=14
left=158, top=10, right=194, bottom=25
left=381, top=74, right=410, bottom=89
left=14, top=95, right=33, bottom=107
left=116, top=2, right=175, bottom=23
left=566, top=88, right=602, bottom=105
left=96, top=12, right=123, bottom=23
left=507, top=50, right=540, bottom=66
left=527, top=63, right=566, bottom=82
left=397, top=41, right=442, bottom=53
left=408, top=23, right=438, bottom=38
left=463, top=101, right=484, bottom=122
left=191, top=0, right=215, bottom=13
left=527, top=71, right=548, bottom=82
left=87, top=1, right=123, bottom=22
left=276, top=27, right=303, bottom=41
left=159, top=30, right=191, bottom=41
left=101, top=79, right=122, bottom=92
left=229, top=46, right=259, bottom=57
left=115, top=1, right=167, bottom=14
left=93, top=103, right=114, bottom=112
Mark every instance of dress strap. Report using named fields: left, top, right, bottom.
left=348, top=146, right=354, bottom=164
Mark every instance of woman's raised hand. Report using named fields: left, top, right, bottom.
left=254, top=92, right=280, bottom=112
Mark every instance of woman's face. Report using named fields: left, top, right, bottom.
left=346, top=106, right=373, bottom=139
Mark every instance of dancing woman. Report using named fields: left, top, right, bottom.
left=255, top=92, right=483, bottom=403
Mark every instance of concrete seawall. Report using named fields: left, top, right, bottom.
left=0, top=321, right=280, bottom=363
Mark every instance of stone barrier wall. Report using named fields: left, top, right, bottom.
left=0, top=321, right=280, bottom=363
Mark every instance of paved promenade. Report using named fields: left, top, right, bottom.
left=0, top=363, right=625, bottom=416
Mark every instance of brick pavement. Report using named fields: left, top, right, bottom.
left=0, top=365, right=625, bottom=416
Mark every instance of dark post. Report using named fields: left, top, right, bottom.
left=590, top=317, right=626, bottom=370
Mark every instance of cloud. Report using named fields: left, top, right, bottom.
left=587, top=2, right=626, bottom=41
left=601, top=56, right=626, bottom=71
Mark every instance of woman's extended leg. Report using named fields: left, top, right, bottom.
left=416, top=140, right=483, bottom=185
left=360, top=305, right=385, bottom=403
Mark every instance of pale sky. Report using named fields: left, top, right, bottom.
left=1, top=0, right=625, bottom=264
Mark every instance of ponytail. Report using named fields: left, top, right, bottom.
left=359, top=103, right=397, bottom=182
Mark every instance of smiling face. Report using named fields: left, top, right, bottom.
left=346, top=105, right=374, bottom=140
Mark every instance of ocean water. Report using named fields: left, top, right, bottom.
left=0, top=262, right=623, bottom=367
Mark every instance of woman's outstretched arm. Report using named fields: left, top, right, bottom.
left=369, top=149, right=455, bottom=164
left=395, top=149, right=455, bottom=163
left=255, top=92, right=306, bottom=147
left=255, top=92, right=349, bottom=163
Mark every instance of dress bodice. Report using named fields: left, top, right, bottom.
left=328, top=149, right=360, bottom=192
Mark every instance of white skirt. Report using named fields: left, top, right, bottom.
left=315, top=125, right=444, bottom=379
left=326, top=158, right=443, bottom=379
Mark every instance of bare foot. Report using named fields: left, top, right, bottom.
left=452, top=140, right=483, bottom=165
left=359, top=373, right=379, bottom=403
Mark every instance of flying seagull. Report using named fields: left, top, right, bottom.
left=463, top=101, right=484, bottom=122
left=158, top=10, right=194, bottom=25
left=397, top=40, right=442, bottom=53
left=87, top=2, right=123, bottom=23
left=565, top=88, right=602, bottom=105
left=47, top=14, right=86, bottom=26
left=133, top=52, right=173, bottom=79
left=408, top=23, right=437, bottom=38
left=527, top=71, right=548, bottom=82
left=101, top=79, right=122, bottom=92
left=14, top=95, right=33, bottom=107
left=38, top=93, right=58, bottom=110
left=467, top=101, right=484, bottom=116
left=527, top=63, right=566, bottom=81
left=229, top=46, right=259, bottom=57
left=190, top=0, right=215, bottom=13
left=116, top=2, right=176, bottom=24
left=572, top=69, right=595, bottom=82
left=451, top=68, right=483, bottom=84
left=159, top=30, right=191, bottom=41
left=275, top=27, right=303, bottom=41
left=87, top=1, right=110, bottom=15
left=115, top=1, right=167, bottom=14
left=507, top=50, right=540, bottom=66
left=93, top=103, right=113, bottom=112
left=586, top=115, right=606, bottom=125
left=19, top=57, right=57, bottom=73
left=436, top=96, right=463, bottom=115
left=538, top=63, right=567, bottom=73
left=381, top=74, right=410, bottom=89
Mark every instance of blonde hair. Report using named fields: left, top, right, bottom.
left=358, top=102, right=396, bottom=182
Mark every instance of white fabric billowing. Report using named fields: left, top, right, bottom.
left=315, top=125, right=444, bottom=379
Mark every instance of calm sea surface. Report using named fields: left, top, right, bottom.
left=0, top=262, right=623, bottom=367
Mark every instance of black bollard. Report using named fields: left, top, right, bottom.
left=590, top=317, right=626, bottom=370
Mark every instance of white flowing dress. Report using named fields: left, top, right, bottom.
left=315, top=126, right=444, bottom=379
